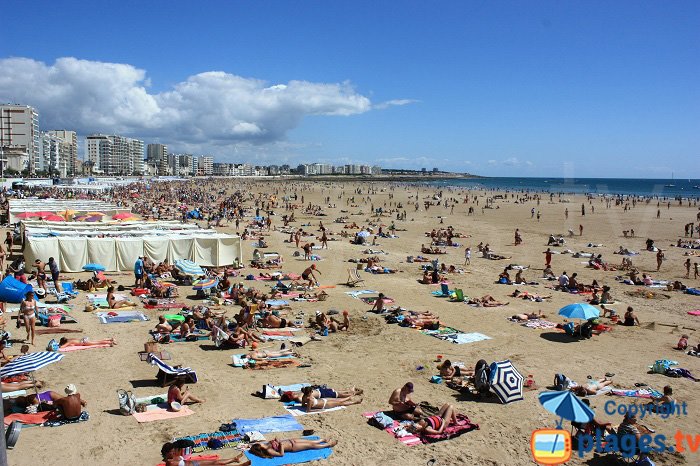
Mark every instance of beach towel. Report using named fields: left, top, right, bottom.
left=519, top=319, right=557, bottom=330
left=244, top=436, right=333, bottom=466
left=610, top=388, right=663, bottom=399
left=132, top=405, right=194, bottom=423
left=59, top=343, right=112, bottom=352
left=262, top=329, right=302, bottom=337
left=420, top=326, right=492, bottom=345
left=266, top=300, right=290, bottom=307
left=284, top=403, right=345, bottom=417
left=687, top=310, right=700, bottom=316
left=276, top=383, right=311, bottom=393
left=363, top=412, right=478, bottom=446
left=233, top=414, right=303, bottom=433
left=35, top=328, right=84, bottom=335
left=345, top=290, right=379, bottom=299
left=165, top=332, right=210, bottom=342
left=86, top=293, right=130, bottom=308
left=43, top=411, right=89, bottom=427
left=144, top=301, right=186, bottom=309
left=173, top=430, right=243, bottom=453
left=96, top=311, right=149, bottom=324
left=4, top=411, right=55, bottom=427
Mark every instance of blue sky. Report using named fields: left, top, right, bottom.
left=1, top=0, right=698, bottom=177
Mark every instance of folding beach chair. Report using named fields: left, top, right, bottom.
left=345, top=268, right=365, bottom=287
left=61, top=282, right=79, bottom=297
left=449, top=289, right=465, bottom=302
left=148, top=354, right=198, bottom=386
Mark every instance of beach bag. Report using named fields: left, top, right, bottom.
left=475, top=366, right=491, bottom=393
left=48, top=315, right=61, bottom=328
left=262, top=384, right=280, bottom=399
left=554, top=373, right=573, bottom=391
left=369, top=412, right=394, bottom=429
left=117, top=389, right=136, bottom=416
left=651, top=360, right=676, bottom=374
left=46, top=339, right=59, bottom=352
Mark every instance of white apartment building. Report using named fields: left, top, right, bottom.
left=147, top=143, right=169, bottom=175
left=86, top=134, right=144, bottom=175
left=47, top=130, right=78, bottom=176
left=0, top=104, right=40, bottom=174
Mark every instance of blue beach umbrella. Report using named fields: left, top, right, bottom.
left=0, top=351, right=64, bottom=378
left=192, top=278, right=219, bottom=290
left=558, top=303, right=600, bottom=320
left=83, top=263, right=106, bottom=272
left=175, top=259, right=204, bottom=277
left=538, top=391, right=595, bottom=424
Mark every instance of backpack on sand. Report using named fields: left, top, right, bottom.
left=117, top=389, right=136, bottom=415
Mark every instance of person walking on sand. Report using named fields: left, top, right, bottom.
left=565, top=208, right=569, bottom=219
left=579, top=224, right=583, bottom=236
left=464, top=247, right=471, bottom=266
left=695, top=262, right=699, bottom=280
left=686, top=258, right=692, bottom=278
left=656, top=249, right=664, bottom=271
left=544, top=248, right=553, bottom=267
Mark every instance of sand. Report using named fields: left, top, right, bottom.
left=4, top=180, right=700, bottom=466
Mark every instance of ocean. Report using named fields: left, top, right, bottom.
left=421, top=177, right=700, bottom=198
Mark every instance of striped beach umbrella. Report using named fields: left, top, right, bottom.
left=0, top=351, right=64, bottom=378
left=174, top=259, right=204, bottom=277
left=489, top=360, right=524, bottom=404
left=192, top=278, right=219, bottom=290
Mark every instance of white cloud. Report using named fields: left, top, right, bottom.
left=0, top=57, right=375, bottom=151
left=373, top=99, right=418, bottom=110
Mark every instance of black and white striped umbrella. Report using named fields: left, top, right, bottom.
left=489, top=360, right=524, bottom=404
left=0, top=351, right=64, bottom=378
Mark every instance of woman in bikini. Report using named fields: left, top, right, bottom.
left=249, top=438, right=337, bottom=458
left=571, top=377, right=613, bottom=396
left=20, top=291, right=37, bottom=345
left=301, top=385, right=362, bottom=411
left=248, top=343, right=295, bottom=361
left=59, top=337, right=117, bottom=348
left=409, top=403, right=459, bottom=435
left=107, top=286, right=131, bottom=309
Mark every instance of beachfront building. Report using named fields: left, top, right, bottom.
left=197, top=155, right=213, bottom=176
left=86, top=134, right=145, bottom=175
left=47, top=130, right=78, bottom=176
left=147, top=143, right=169, bottom=175
left=0, top=104, right=40, bottom=175
left=176, top=154, right=195, bottom=176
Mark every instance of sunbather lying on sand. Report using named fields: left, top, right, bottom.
left=511, top=311, right=547, bottom=321
left=162, top=442, right=248, bottom=466
left=301, top=385, right=362, bottom=411
left=249, top=438, right=337, bottom=459
left=408, top=403, right=460, bottom=435
left=282, top=385, right=363, bottom=403
left=571, top=377, right=613, bottom=396
left=467, top=295, right=509, bottom=307
left=248, top=343, right=295, bottom=360
left=421, top=245, right=446, bottom=254
left=259, top=312, right=302, bottom=328
left=59, top=337, right=117, bottom=348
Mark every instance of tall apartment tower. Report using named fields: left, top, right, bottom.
left=86, top=134, right=144, bottom=175
left=0, top=104, right=40, bottom=174
left=147, top=143, right=168, bottom=175
left=47, top=130, right=78, bottom=176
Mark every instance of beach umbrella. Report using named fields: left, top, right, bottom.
left=489, top=360, right=524, bottom=404
left=113, top=212, right=136, bottom=220
left=86, top=212, right=106, bottom=216
left=83, top=263, right=106, bottom=272
left=84, top=215, right=102, bottom=222
left=43, top=214, right=65, bottom=222
left=538, top=391, right=594, bottom=424
left=0, top=351, right=64, bottom=378
left=357, top=230, right=370, bottom=237
left=16, top=212, right=39, bottom=219
left=558, top=303, right=600, bottom=320
left=35, top=211, right=56, bottom=219
left=175, top=259, right=204, bottom=277
left=192, top=278, right=219, bottom=290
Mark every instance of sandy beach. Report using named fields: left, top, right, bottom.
left=4, top=179, right=700, bottom=466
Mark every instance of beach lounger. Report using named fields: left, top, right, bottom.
left=148, top=354, right=198, bottom=386
left=345, top=268, right=365, bottom=287
left=61, top=282, right=78, bottom=297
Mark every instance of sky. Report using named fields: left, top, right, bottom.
left=1, top=0, right=698, bottom=177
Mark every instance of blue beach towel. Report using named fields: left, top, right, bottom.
left=233, top=414, right=303, bottom=433
left=244, top=436, right=332, bottom=466
left=96, top=311, right=149, bottom=324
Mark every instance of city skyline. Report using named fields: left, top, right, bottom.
left=1, top=1, right=698, bottom=178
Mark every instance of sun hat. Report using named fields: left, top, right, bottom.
left=65, top=384, right=77, bottom=395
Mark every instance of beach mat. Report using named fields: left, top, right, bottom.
left=144, top=302, right=186, bottom=309
left=173, top=430, right=243, bottom=453
left=4, top=411, right=54, bottom=427
left=610, top=388, right=663, bottom=399
left=244, top=436, right=332, bottom=466
left=35, top=328, right=84, bottom=335
left=59, top=343, right=112, bottom=352
left=96, top=311, right=149, bottom=324
left=232, top=414, right=303, bottom=433
left=363, top=412, right=479, bottom=446
left=284, top=403, right=345, bottom=417
left=420, top=327, right=492, bottom=344
left=362, top=412, right=421, bottom=446
left=157, top=455, right=220, bottom=466
left=133, top=405, right=194, bottom=423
